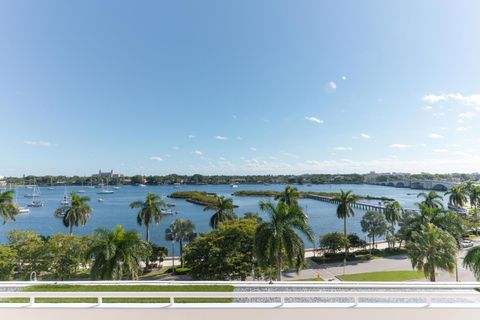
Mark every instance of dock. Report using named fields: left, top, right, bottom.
left=304, top=194, right=386, bottom=212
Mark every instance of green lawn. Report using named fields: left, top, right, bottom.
left=4, top=284, right=234, bottom=304
left=337, top=270, right=425, bottom=282
left=290, top=277, right=324, bottom=281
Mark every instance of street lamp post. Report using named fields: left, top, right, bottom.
left=171, top=240, right=175, bottom=274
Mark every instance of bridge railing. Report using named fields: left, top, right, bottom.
left=1, top=281, right=480, bottom=309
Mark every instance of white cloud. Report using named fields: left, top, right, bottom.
left=423, top=105, right=433, bottom=110
left=360, top=133, right=370, bottom=139
left=458, top=111, right=475, bottom=119
left=249, top=147, right=257, bottom=151
left=24, top=140, right=55, bottom=147
left=421, top=93, right=480, bottom=107
left=341, top=76, right=347, bottom=81
left=219, top=157, right=226, bottom=161
left=428, top=133, right=443, bottom=139
left=305, top=116, right=324, bottom=124
left=389, top=144, right=411, bottom=149
left=188, top=135, right=196, bottom=139
left=282, top=152, right=298, bottom=159
left=214, top=135, right=228, bottom=140
left=193, top=150, right=202, bottom=155
left=329, top=81, right=337, bottom=90
left=334, top=147, right=352, bottom=151
left=422, top=94, right=447, bottom=104
left=150, top=156, right=163, bottom=161
left=457, top=126, right=468, bottom=131
left=434, top=149, right=449, bottom=153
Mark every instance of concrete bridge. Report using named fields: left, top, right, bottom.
left=375, top=180, right=452, bottom=191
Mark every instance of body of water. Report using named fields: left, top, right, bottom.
left=1, top=184, right=447, bottom=250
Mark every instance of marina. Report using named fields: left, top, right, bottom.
left=0, top=183, right=447, bottom=250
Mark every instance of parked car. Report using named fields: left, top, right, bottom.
left=461, top=240, right=474, bottom=248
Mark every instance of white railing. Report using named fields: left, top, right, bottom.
left=0, top=281, right=479, bottom=308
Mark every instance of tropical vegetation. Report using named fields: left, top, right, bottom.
left=203, top=196, right=237, bottom=229
left=254, top=200, right=314, bottom=281
left=0, top=190, right=19, bottom=225
left=406, top=223, right=457, bottom=282
left=88, top=225, right=152, bottom=280
left=130, top=193, right=166, bottom=243
left=54, top=192, right=92, bottom=234
left=165, top=219, right=196, bottom=267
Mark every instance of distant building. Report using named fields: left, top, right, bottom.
left=92, top=170, right=123, bottom=178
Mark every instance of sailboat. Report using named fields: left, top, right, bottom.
left=14, top=184, right=30, bottom=214
left=60, top=185, right=70, bottom=206
left=78, top=182, right=86, bottom=193
left=97, top=179, right=114, bottom=194
left=48, top=178, right=55, bottom=190
left=24, top=179, right=41, bottom=198
left=27, top=183, right=43, bottom=207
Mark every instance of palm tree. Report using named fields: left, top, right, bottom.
left=203, top=196, right=236, bottom=229
left=254, top=201, right=314, bottom=281
left=129, top=193, right=166, bottom=243
left=463, top=246, right=480, bottom=280
left=406, top=223, right=457, bottom=282
left=54, top=192, right=91, bottom=235
left=416, top=191, right=444, bottom=209
left=88, top=225, right=151, bottom=280
left=384, top=200, right=402, bottom=228
left=165, top=219, right=196, bottom=267
left=0, top=190, right=19, bottom=225
left=468, top=185, right=480, bottom=212
left=333, top=190, right=359, bottom=256
left=274, top=185, right=300, bottom=207
left=445, top=185, right=467, bottom=208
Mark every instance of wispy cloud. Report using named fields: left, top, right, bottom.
left=150, top=156, right=163, bottom=161
left=249, top=147, right=257, bottom=151
left=423, top=105, right=433, bottom=110
left=193, top=150, right=202, bottom=155
left=214, top=135, right=228, bottom=140
left=188, top=135, right=196, bottom=139
left=389, top=144, right=411, bottom=149
left=360, top=133, right=370, bottom=139
left=305, top=116, right=324, bottom=124
left=329, top=81, right=337, bottom=90
left=334, top=147, right=352, bottom=151
left=341, top=76, right=347, bottom=81
left=434, top=149, right=449, bottom=153
left=173, top=146, right=180, bottom=150
left=428, top=133, right=443, bottom=139
left=421, top=93, right=480, bottom=107
left=24, top=140, right=56, bottom=147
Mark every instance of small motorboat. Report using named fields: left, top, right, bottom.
left=27, top=200, right=43, bottom=208
left=19, top=207, right=30, bottom=214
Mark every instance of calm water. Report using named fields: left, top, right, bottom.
left=1, top=184, right=447, bottom=249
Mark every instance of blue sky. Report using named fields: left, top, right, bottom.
left=1, top=0, right=480, bottom=176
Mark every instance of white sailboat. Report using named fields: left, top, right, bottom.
left=97, top=179, right=114, bottom=194
left=60, top=185, right=70, bottom=206
left=14, top=185, right=30, bottom=214
left=25, top=179, right=41, bottom=198
left=78, top=182, right=86, bottom=193
left=27, top=184, right=43, bottom=207
left=48, top=178, right=55, bottom=190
